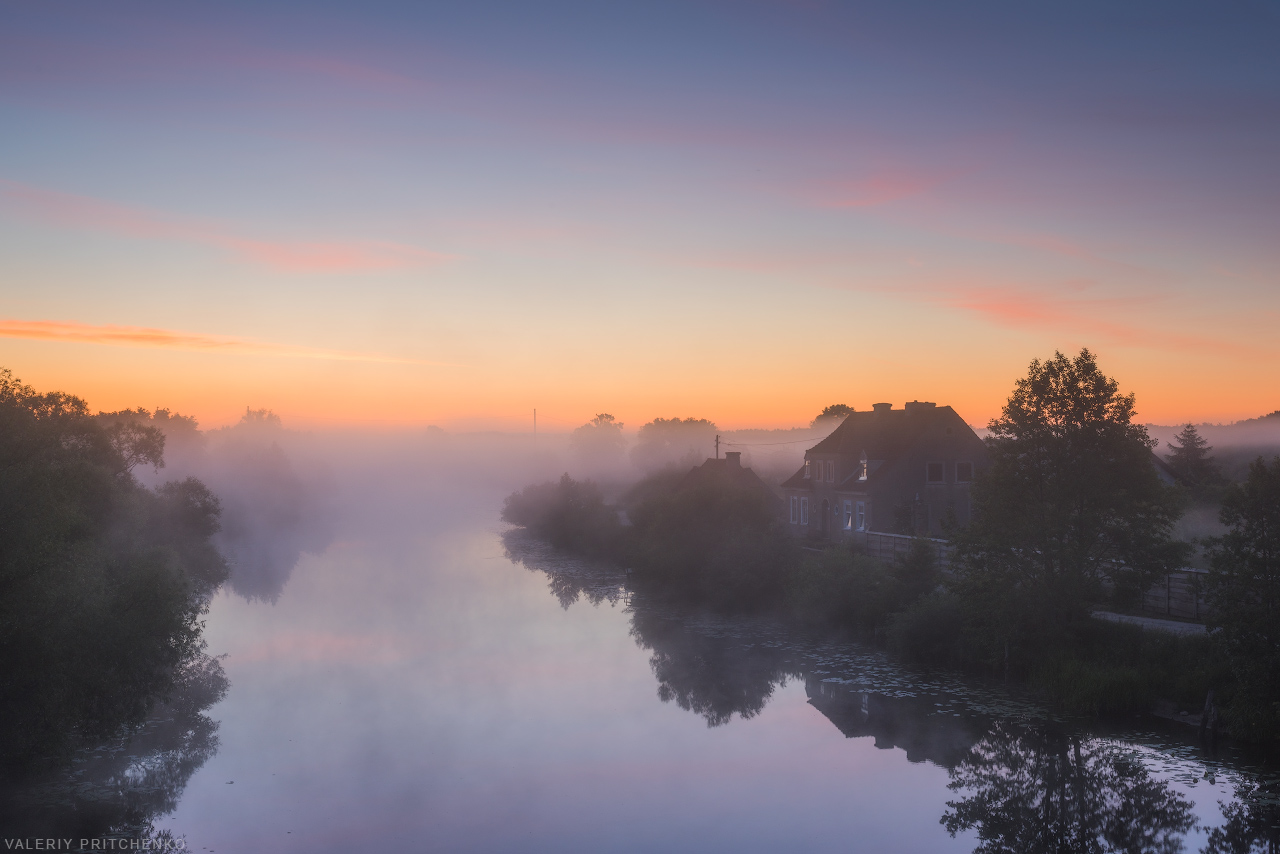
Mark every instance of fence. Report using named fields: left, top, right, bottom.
left=845, top=530, right=954, bottom=573
left=1141, top=569, right=1208, bottom=621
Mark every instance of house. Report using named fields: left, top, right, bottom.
left=780, top=401, right=988, bottom=540
left=682, top=451, right=785, bottom=516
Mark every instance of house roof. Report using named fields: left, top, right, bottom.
left=681, top=453, right=780, bottom=502
left=808, top=404, right=958, bottom=458
left=780, top=403, right=984, bottom=491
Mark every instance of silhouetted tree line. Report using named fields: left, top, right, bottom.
left=0, top=369, right=229, bottom=773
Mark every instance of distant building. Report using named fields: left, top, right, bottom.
left=779, top=401, right=989, bottom=540
left=682, top=451, right=785, bottom=516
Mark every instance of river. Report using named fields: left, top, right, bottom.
left=13, top=466, right=1279, bottom=853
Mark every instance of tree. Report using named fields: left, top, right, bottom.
left=0, top=369, right=227, bottom=768
left=1205, top=456, right=1280, bottom=742
left=105, top=419, right=166, bottom=474
left=811, top=404, right=854, bottom=427
left=952, top=349, right=1187, bottom=667
left=630, top=417, right=718, bottom=472
left=1164, top=423, right=1224, bottom=499
left=569, top=413, right=627, bottom=474
left=626, top=474, right=791, bottom=609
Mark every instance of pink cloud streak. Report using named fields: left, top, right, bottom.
left=0, top=179, right=450, bottom=272
left=812, top=165, right=962, bottom=209
left=906, top=280, right=1257, bottom=357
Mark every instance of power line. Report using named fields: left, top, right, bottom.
left=722, top=435, right=828, bottom=447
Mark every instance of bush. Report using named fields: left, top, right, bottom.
left=887, top=592, right=965, bottom=665
left=627, top=479, right=791, bottom=609
left=1032, top=620, right=1219, bottom=716
left=501, top=474, right=621, bottom=557
left=787, top=540, right=939, bottom=630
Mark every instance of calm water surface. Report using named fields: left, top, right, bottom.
left=55, top=473, right=1280, bottom=852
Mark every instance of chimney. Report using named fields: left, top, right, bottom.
left=724, top=451, right=741, bottom=466
left=872, top=402, right=892, bottom=414
left=904, top=401, right=937, bottom=414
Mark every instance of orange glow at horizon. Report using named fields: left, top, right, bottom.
left=3, top=329, right=1273, bottom=434
left=0, top=318, right=449, bottom=365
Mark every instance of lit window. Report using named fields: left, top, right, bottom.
left=956, top=462, right=974, bottom=482
left=790, top=496, right=798, bottom=524
left=804, top=460, right=811, bottom=479
left=800, top=497, right=809, bottom=525
left=843, top=500, right=853, bottom=530
left=926, top=462, right=945, bottom=483
left=858, top=454, right=868, bottom=481
left=856, top=501, right=866, bottom=531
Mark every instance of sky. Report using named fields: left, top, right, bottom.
left=1, top=0, right=1278, bottom=430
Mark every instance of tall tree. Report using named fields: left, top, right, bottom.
left=811, top=403, right=854, bottom=427
left=953, top=349, right=1187, bottom=664
left=1164, top=423, right=1224, bottom=498
left=569, top=413, right=627, bottom=473
left=1205, top=456, right=1280, bottom=742
left=630, top=417, right=718, bottom=472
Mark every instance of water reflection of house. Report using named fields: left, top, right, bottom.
left=805, top=676, right=979, bottom=769
left=780, top=402, right=988, bottom=541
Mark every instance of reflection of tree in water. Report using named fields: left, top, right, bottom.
left=1, top=653, right=227, bottom=845
left=502, top=529, right=626, bottom=609
left=207, top=433, right=335, bottom=604
left=509, top=527, right=1278, bottom=854
left=943, top=722, right=1195, bottom=854
left=505, top=528, right=791, bottom=724
left=1204, top=776, right=1280, bottom=854
left=630, top=610, right=797, bottom=727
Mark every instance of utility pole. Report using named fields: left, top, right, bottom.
left=715, top=433, right=720, bottom=459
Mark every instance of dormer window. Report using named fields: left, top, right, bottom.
left=858, top=454, right=868, bottom=481
left=926, top=462, right=946, bottom=483
left=825, top=461, right=835, bottom=482
left=804, top=460, right=811, bottom=479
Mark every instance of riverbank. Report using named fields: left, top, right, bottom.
left=501, top=472, right=1235, bottom=735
